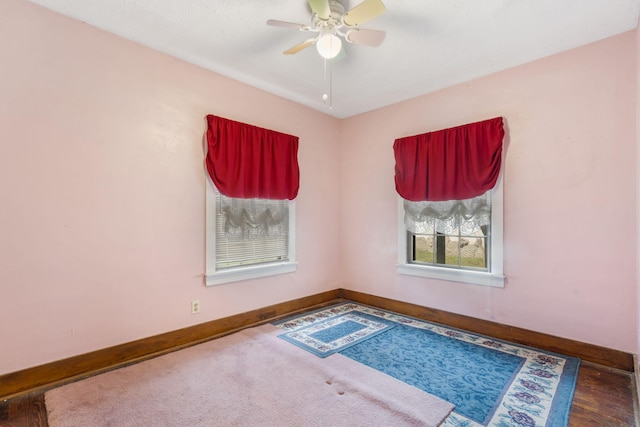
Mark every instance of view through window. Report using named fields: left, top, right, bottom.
left=410, top=225, right=489, bottom=271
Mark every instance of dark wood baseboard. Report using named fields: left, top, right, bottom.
left=1, top=287, right=634, bottom=400
left=339, top=289, right=635, bottom=372
left=0, top=289, right=341, bottom=400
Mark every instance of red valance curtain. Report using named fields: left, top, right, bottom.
left=205, top=115, right=300, bottom=200
left=393, top=117, right=504, bottom=202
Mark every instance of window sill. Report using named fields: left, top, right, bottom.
left=397, top=263, right=505, bottom=288
left=206, top=261, right=297, bottom=286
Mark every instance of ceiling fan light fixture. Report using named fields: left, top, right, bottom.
left=316, top=33, right=342, bottom=59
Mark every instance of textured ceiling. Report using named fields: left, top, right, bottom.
left=27, top=0, right=640, bottom=118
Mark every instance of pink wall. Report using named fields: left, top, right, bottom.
left=1, top=0, right=637, bottom=376
left=0, top=0, right=342, bottom=375
left=637, top=24, right=640, bottom=362
left=341, top=31, right=638, bottom=353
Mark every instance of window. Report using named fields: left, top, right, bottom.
left=407, top=192, right=491, bottom=270
left=205, top=185, right=296, bottom=286
left=397, top=184, right=504, bottom=287
left=393, top=117, right=505, bottom=287
left=203, top=114, right=299, bottom=286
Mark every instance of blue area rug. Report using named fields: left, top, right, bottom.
left=341, top=324, right=524, bottom=424
left=274, top=303, right=580, bottom=427
left=276, top=311, right=397, bottom=357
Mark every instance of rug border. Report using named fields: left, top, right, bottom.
left=545, top=354, right=581, bottom=427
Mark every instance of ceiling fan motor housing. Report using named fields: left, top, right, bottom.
left=328, top=1, right=346, bottom=22
left=312, top=0, right=345, bottom=33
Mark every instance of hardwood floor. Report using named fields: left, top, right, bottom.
left=569, top=362, right=637, bottom=426
left=0, top=359, right=636, bottom=426
left=0, top=392, right=46, bottom=427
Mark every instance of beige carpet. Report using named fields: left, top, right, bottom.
left=45, top=324, right=454, bottom=426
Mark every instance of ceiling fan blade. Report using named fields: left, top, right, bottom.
left=283, top=38, right=317, bottom=55
left=308, top=0, right=331, bottom=20
left=267, top=19, right=309, bottom=30
left=345, top=28, right=386, bottom=46
left=343, top=0, right=386, bottom=26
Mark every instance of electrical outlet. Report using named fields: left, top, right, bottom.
left=191, top=300, right=200, bottom=314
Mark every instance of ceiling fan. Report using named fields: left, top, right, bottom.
left=267, top=0, right=387, bottom=59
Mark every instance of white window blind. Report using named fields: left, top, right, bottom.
left=215, top=192, right=289, bottom=269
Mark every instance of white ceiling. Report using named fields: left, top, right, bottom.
left=27, top=0, right=640, bottom=118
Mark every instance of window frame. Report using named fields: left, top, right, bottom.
left=205, top=180, right=296, bottom=286
left=396, top=176, right=504, bottom=288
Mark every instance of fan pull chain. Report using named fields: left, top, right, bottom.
left=322, top=58, right=333, bottom=110
left=329, top=60, right=333, bottom=110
